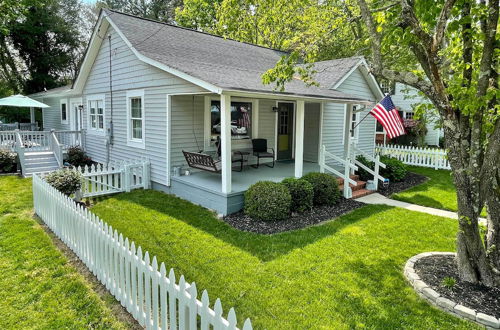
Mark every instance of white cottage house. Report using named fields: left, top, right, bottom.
left=24, top=9, right=388, bottom=214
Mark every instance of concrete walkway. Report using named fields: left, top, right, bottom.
left=357, top=193, right=487, bottom=225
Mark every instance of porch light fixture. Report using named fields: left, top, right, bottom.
left=272, top=106, right=279, bottom=112
left=78, top=105, right=84, bottom=111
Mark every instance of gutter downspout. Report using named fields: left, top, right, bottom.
left=106, top=34, right=114, bottom=165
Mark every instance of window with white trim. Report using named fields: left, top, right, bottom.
left=350, top=107, right=360, bottom=139
left=126, top=90, right=145, bottom=148
left=88, top=97, right=105, bottom=132
left=60, top=100, right=68, bottom=124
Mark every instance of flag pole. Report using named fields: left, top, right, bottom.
left=351, top=111, right=372, bottom=131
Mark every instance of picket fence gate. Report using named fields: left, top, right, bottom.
left=33, top=174, right=252, bottom=330
left=74, top=160, right=151, bottom=198
left=376, top=144, right=451, bottom=170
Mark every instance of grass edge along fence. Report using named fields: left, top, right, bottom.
left=376, top=144, right=451, bottom=170
left=33, top=174, right=252, bottom=330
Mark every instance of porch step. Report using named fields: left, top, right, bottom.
left=351, top=189, right=375, bottom=199
left=21, top=151, right=60, bottom=177
left=339, top=180, right=367, bottom=192
left=336, top=175, right=359, bottom=186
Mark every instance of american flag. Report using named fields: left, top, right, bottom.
left=369, top=95, right=405, bottom=139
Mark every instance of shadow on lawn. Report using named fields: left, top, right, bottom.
left=104, top=190, right=392, bottom=262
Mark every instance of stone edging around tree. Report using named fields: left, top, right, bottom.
left=404, top=252, right=500, bottom=329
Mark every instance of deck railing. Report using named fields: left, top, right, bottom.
left=0, top=131, right=17, bottom=150
left=376, top=144, right=451, bottom=170
left=33, top=174, right=252, bottom=330
left=54, top=130, right=85, bottom=150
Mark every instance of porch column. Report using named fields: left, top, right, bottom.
left=343, top=104, right=354, bottom=158
left=294, top=100, right=305, bottom=178
left=220, top=93, right=232, bottom=193
left=30, top=107, right=35, bottom=123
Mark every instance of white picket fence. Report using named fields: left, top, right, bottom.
left=74, top=160, right=151, bottom=198
left=33, top=174, right=252, bottom=330
left=376, top=144, right=451, bottom=170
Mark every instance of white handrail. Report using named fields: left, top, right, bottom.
left=49, top=129, right=63, bottom=168
left=319, top=145, right=358, bottom=198
left=352, top=145, right=386, bottom=190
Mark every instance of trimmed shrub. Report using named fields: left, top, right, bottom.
left=244, top=181, right=291, bottom=221
left=66, top=146, right=92, bottom=167
left=355, top=155, right=373, bottom=182
left=45, top=169, right=83, bottom=196
left=380, top=156, right=407, bottom=182
left=302, top=172, right=340, bottom=206
left=356, top=155, right=408, bottom=182
left=0, top=149, right=17, bottom=173
left=281, top=178, right=313, bottom=213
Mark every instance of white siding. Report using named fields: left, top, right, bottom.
left=336, top=67, right=377, bottom=156
left=35, top=96, right=72, bottom=131
left=81, top=24, right=207, bottom=186
left=391, top=83, right=442, bottom=146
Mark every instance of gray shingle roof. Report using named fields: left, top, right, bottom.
left=106, top=10, right=369, bottom=102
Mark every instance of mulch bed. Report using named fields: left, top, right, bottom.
left=223, top=198, right=364, bottom=234
left=415, top=254, right=500, bottom=318
left=377, top=172, right=427, bottom=197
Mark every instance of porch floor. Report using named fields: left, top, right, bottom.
left=172, top=161, right=341, bottom=195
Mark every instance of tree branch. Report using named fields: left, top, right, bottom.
left=432, top=0, right=457, bottom=53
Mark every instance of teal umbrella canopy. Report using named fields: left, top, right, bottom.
left=0, top=94, right=49, bottom=108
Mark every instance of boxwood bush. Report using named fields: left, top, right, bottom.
left=281, top=178, right=313, bottom=213
left=356, top=155, right=407, bottom=182
left=0, top=150, right=17, bottom=173
left=45, top=169, right=83, bottom=196
left=244, top=181, right=291, bottom=221
left=302, top=172, right=340, bottom=206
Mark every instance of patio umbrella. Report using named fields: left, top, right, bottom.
left=0, top=94, right=49, bottom=108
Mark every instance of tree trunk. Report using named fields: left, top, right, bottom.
left=485, top=168, right=500, bottom=276
left=445, top=124, right=499, bottom=287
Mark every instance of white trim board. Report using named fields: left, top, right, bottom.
left=126, top=89, right=146, bottom=149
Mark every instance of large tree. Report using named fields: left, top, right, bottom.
left=266, top=0, right=500, bottom=286
left=1, top=0, right=88, bottom=94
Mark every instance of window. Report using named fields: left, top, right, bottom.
left=380, top=79, right=395, bottom=95
left=126, top=90, right=145, bottom=148
left=87, top=95, right=105, bottom=134
left=60, top=100, right=68, bottom=124
left=210, top=100, right=252, bottom=142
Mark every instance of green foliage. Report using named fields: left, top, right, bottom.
left=102, top=0, right=181, bottom=23
left=45, top=169, right=83, bottom=196
left=0, top=149, right=16, bottom=173
left=380, top=156, right=407, bottom=182
left=281, top=177, right=313, bottom=213
left=244, top=181, right=291, bottom=221
left=91, top=189, right=470, bottom=329
left=66, top=146, right=92, bottom=167
left=356, top=155, right=407, bottom=183
left=302, top=172, right=340, bottom=206
left=441, top=277, right=456, bottom=289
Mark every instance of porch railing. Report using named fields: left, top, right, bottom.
left=352, top=145, right=386, bottom=190
left=319, top=145, right=358, bottom=198
left=54, top=130, right=85, bottom=150
left=0, top=131, right=17, bottom=150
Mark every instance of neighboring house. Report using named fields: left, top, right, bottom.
left=29, top=9, right=384, bottom=215
left=377, top=82, right=443, bottom=146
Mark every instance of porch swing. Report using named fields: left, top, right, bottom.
left=182, top=96, right=244, bottom=173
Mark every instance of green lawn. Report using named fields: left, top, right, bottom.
left=0, top=176, right=132, bottom=329
left=392, top=166, right=487, bottom=217
left=92, top=189, right=476, bottom=329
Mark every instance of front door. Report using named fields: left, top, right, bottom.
left=276, top=102, right=294, bottom=160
